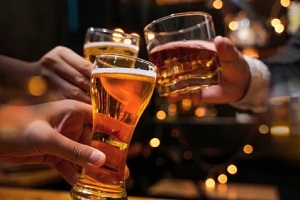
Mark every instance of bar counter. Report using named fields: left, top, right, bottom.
left=0, top=187, right=168, bottom=200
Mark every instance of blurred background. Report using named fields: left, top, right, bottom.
left=1, top=0, right=300, bottom=199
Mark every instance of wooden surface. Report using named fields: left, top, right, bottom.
left=0, top=164, right=61, bottom=187
left=0, top=187, right=166, bottom=200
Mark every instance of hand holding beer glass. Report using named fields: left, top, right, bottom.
left=70, top=54, right=157, bottom=200
left=144, top=12, right=221, bottom=96
left=84, top=27, right=140, bottom=63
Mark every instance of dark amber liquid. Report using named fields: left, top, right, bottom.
left=149, top=40, right=221, bottom=96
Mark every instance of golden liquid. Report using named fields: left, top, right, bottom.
left=84, top=42, right=139, bottom=63
left=71, top=68, right=155, bottom=200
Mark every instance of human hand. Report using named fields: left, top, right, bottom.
left=169, top=36, right=251, bottom=104
left=36, top=46, right=94, bottom=103
left=0, top=99, right=105, bottom=185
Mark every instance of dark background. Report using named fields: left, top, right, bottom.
left=1, top=0, right=300, bottom=199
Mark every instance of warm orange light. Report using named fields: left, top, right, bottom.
left=149, top=138, right=160, bottom=148
left=271, top=18, right=281, bottom=27
left=218, top=174, right=228, bottom=184
left=195, top=107, right=206, bottom=117
left=227, top=164, right=237, bottom=175
left=168, top=103, right=177, bottom=117
left=270, top=125, right=290, bottom=136
left=243, top=144, right=253, bottom=154
left=156, top=110, right=166, bottom=120
left=114, top=28, right=124, bottom=33
left=242, top=47, right=259, bottom=58
left=112, top=33, right=122, bottom=42
left=182, top=98, right=192, bottom=111
left=228, top=21, right=238, bottom=31
left=274, top=23, right=285, bottom=34
left=27, top=76, right=47, bottom=96
left=213, top=0, right=223, bottom=9
left=280, top=0, right=290, bottom=7
left=205, top=178, right=215, bottom=188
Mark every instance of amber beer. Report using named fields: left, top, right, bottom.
left=149, top=40, right=220, bottom=96
left=70, top=54, right=156, bottom=200
left=83, top=27, right=140, bottom=63
left=83, top=42, right=139, bottom=63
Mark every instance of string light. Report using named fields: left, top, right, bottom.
left=205, top=178, right=216, bottom=188
left=218, top=174, right=228, bottom=184
left=227, top=164, right=238, bottom=175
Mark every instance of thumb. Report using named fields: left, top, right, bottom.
left=47, top=131, right=106, bottom=168
left=214, top=36, right=249, bottom=83
left=214, top=36, right=241, bottom=64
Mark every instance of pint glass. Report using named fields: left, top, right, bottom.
left=84, top=27, right=140, bottom=63
left=70, top=54, right=157, bottom=200
left=144, top=12, right=221, bottom=96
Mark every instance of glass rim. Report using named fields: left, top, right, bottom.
left=144, top=11, right=213, bottom=36
left=94, top=53, right=157, bottom=71
left=87, top=27, right=140, bottom=39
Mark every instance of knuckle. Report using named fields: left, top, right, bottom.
left=74, top=74, right=88, bottom=85
left=72, top=144, right=82, bottom=159
left=53, top=45, right=65, bottom=52
left=72, top=144, right=89, bottom=164
left=69, top=87, right=82, bottom=98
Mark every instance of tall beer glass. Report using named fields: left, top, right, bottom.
left=70, top=54, right=157, bottom=200
left=84, top=27, right=140, bottom=63
left=144, top=12, right=221, bottom=96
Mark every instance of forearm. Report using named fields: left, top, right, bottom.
left=0, top=56, right=42, bottom=103
left=0, top=55, right=39, bottom=76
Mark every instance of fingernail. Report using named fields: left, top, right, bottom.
left=89, top=150, right=106, bottom=166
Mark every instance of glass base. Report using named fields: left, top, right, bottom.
left=157, top=73, right=221, bottom=97
left=70, top=184, right=127, bottom=200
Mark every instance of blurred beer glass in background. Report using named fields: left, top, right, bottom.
left=144, top=12, right=221, bottom=97
left=70, top=54, right=157, bottom=200
left=84, top=27, right=140, bottom=63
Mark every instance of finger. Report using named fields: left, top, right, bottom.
left=78, top=123, right=93, bottom=146
left=45, top=132, right=106, bottom=168
left=59, top=47, right=94, bottom=77
left=41, top=47, right=91, bottom=92
left=46, top=100, right=93, bottom=126
left=125, top=165, right=130, bottom=179
left=68, top=100, right=93, bottom=125
left=214, top=36, right=241, bottom=64
left=200, top=85, right=224, bottom=103
left=50, top=59, right=91, bottom=92
left=46, top=71, right=91, bottom=103
left=214, top=36, right=249, bottom=79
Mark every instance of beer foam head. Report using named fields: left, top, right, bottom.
left=84, top=42, right=139, bottom=51
left=92, top=67, right=156, bottom=78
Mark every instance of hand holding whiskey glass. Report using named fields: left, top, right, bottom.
left=144, top=12, right=221, bottom=97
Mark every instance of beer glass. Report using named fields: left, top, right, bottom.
left=144, top=12, right=221, bottom=96
left=70, top=54, right=157, bottom=200
left=84, top=27, right=140, bottom=63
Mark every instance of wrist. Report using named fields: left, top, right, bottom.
left=230, top=55, right=271, bottom=113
